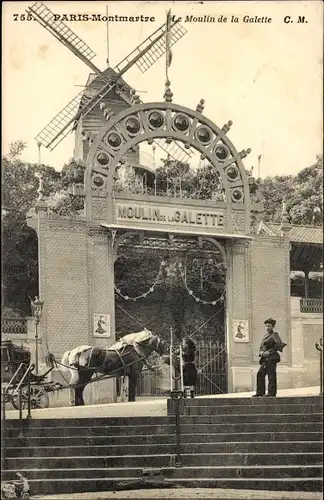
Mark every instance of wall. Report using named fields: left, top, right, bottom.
left=291, top=296, right=323, bottom=387
left=38, top=219, right=89, bottom=359
left=229, top=235, right=291, bottom=393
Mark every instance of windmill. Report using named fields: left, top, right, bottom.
left=26, top=2, right=193, bottom=164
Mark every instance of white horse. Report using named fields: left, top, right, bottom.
left=60, top=330, right=165, bottom=406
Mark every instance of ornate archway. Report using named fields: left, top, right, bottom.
left=85, top=97, right=252, bottom=234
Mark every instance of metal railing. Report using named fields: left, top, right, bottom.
left=315, top=338, right=323, bottom=395
left=1, top=317, right=28, bottom=334
left=300, top=298, right=323, bottom=314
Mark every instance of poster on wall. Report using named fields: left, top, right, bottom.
left=93, top=314, right=111, bottom=338
left=233, top=320, right=249, bottom=343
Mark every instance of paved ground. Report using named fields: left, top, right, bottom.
left=5, top=386, right=321, bottom=420
left=30, top=488, right=323, bottom=500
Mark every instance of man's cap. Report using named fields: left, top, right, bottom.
left=264, top=318, right=276, bottom=326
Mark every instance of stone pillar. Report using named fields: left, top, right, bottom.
left=226, top=240, right=253, bottom=392
left=87, top=228, right=116, bottom=403
left=291, top=297, right=305, bottom=366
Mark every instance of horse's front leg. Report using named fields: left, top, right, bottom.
left=69, top=368, right=79, bottom=406
left=128, top=366, right=138, bottom=402
left=74, top=370, right=93, bottom=406
left=74, top=386, right=85, bottom=406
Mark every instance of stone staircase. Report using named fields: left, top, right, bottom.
left=2, top=396, right=323, bottom=496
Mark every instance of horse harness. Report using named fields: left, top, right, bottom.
left=73, top=340, right=154, bottom=375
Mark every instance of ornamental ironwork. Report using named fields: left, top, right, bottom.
left=85, top=98, right=252, bottom=230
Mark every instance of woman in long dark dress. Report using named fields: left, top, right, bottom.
left=182, top=337, right=198, bottom=398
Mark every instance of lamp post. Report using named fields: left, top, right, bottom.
left=30, top=297, right=44, bottom=374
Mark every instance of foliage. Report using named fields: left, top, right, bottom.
left=1, top=143, right=85, bottom=313
left=2, top=143, right=59, bottom=313
left=113, top=166, right=143, bottom=194
left=252, top=155, right=323, bottom=225
left=290, top=274, right=323, bottom=299
left=117, top=158, right=226, bottom=201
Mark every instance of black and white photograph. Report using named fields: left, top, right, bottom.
left=1, top=1, right=323, bottom=499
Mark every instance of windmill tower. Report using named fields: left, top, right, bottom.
left=27, top=2, right=192, bottom=168
left=74, top=68, right=135, bottom=163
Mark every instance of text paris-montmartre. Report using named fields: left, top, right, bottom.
left=52, top=14, right=156, bottom=22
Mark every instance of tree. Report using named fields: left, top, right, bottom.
left=1, top=143, right=85, bottom=313
left=252, top=155, right=323, bottom=225
left=288, top=155, right=323, bottom=225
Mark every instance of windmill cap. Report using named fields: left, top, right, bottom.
left=264, top=318, right=276, bottom=326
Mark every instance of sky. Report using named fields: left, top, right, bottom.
left=2, top=0, right=323, bottom=178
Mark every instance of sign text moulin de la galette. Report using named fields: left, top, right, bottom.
left=116, top=204, right=225, bottom=229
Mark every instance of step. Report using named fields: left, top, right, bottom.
left=5, top=476, right=322, bottom=496
left=184, top=396, right=323, bottom=406
left=5, top=421, right=322, bottom=438
left=5, top=452, right=323, bottom=469
left=5, top=424, right=175, bottom=438
left=5, top=443, right=176, bottom=458
left=177, top=414, right=323, bottom=423
left=184, top=404, right=323, bottom=415
left=5, top=454, right=173, bottom=469
left=5, top=414, right=323, bottom=431
left=165, top=465, right=323, bottom=480
left=6, top=440, right=323, bottom=458
left=5, top=416, right=173, bottom=428
left=5, top=431, right=323, bottom=448
left=168, top=397, right=324, bottom=414
left=3, top=464, right=323, bottom=481
left=181, top=452, right=323, bottom=467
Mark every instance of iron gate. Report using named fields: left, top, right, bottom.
left=136, top=339, right=227, bottom=396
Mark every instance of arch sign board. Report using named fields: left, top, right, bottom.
left=85, top=98, right=252, bottom=239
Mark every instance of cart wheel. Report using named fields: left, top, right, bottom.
left=11, top=387, right=50, bottom=410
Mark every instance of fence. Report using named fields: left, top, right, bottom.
left=136, top=339, right=227, bottom=396
left=1, top=318, right=28, bottom=335
left=300, top=298, right=323, bottom=314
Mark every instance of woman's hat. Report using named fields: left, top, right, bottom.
left=264, top=318, right=276, bottom=326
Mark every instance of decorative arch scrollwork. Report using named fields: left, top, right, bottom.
left=85, top=99, right=252, bottom=230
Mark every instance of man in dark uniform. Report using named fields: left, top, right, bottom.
left=253, top=318, right=286, bottom=397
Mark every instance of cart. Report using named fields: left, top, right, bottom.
left=1, top=340, right=60, bottom=409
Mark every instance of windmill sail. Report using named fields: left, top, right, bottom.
left=155, top=140, right=192, bottom=164
left=34, top=18, right=187, bottom=151
left=114, top=21, right=187, bottom=74
left=26, top=2, right=105, bottom=79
